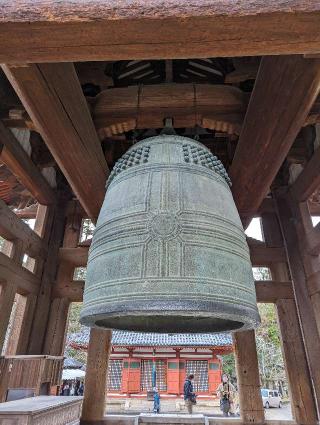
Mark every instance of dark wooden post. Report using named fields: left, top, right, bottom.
left=262, top=210, right=318, bottom=423
left=277, top=298, right=317, bottom=424
left=43, top=201, right=83, bottom=355
left=275, top=191, right=320, bottom=413
left=0, top=239, right=24, bottom=353
left=0, top=282, right=16, bottom=352
left=81, top=328, right=112, bottom=424
left=14, top=293, right=37, bottom=354
left=233, top=330, right=265, bottom=424
left=27, top=198, right=67, bottom=354
left=43, top=297, right=70, bottom=355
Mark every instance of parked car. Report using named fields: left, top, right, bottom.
left=261, top=389, right=282, bottom=408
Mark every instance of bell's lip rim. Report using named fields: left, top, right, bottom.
left=79, top=300, right=261, bottom=333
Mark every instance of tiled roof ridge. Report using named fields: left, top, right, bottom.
left=67, top=328, right=233, bottom=348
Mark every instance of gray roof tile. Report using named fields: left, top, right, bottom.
left=68, top=327, right=232, bottom=348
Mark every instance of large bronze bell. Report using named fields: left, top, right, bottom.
left=80, top=135, right=260, bottom=333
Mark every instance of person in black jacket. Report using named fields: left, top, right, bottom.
left=184, top=374, right=196, bottom=414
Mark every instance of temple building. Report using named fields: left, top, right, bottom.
left=68, top=330, right=233, bottom=397
left=0, top=2, right=320, bottom=424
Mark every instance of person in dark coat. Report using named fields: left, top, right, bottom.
left=78, top=382, right=84, bottom=396
left=184, top=374, right=196, bottom=414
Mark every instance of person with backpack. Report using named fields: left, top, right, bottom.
left=184, top=374, right=196, bottom=414
left=216, top=374, right=236, bottom=417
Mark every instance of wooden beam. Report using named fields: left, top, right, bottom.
left=0, top=122, right=55, bottom=205
left=249, top=244, right=287, bottom=265
left=59, top=247, right=89, bottom=267
left=14, top=204, right=38, bottom=219
left=0, top=251, right=40, bottom=294
left=255, top=280, right=293, bottom=303
left=54, top=279, right=292, bottom=304
left=0, top=2, right=320, bottom=63
left=290, top=145, right=320, bottom=202
left=0, top=199, right=45, bottom=258
left=59, top=242, right=287, bottom=268
left=94, top=84, right=246, bottom=138
left=2, top=63, right=108, bottom=220
left=304, top=222, right=320, bottom=255
left=229, top=55, right=320, bottom=216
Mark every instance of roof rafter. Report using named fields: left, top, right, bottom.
left=229, top=55, right=320, bottom=217
left=0, top=121, right=55, bottom=205
left=2, top=63, right=108, bottom=220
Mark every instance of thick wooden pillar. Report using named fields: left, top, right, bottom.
left=80, top=328, right=112, bottom=424
left=0, top=282, right=16, bottom=353
left=5, top=293, right=27, bottom=355
left=275, top=192, right=320, bottom=412
left=43, top=297, right=70, bottom=355
left=14, top=293, right=37, bottom=354
left=27, top=199, right=67, bottom=354
left=277, top=298, right=317, bottom=424
left=261, top=211, right=318, bottom=423
left=233, top=330, right=265, bottom=424
left=0, top=238, right=24, bottom=353
left=43, top=201, right=83, bottom=355
left=297, top=202, right=320, bottom=336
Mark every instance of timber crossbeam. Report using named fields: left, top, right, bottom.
left=0, top=251, right=40, bottom=295
left=53, top=279, right=293, bottom=304
left=0, top=199, right=46, bottom=259
left=0, top=1, right=320, bottom=63
left=59, top=239, right=287, bottom=268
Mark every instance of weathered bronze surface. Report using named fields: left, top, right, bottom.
left=80, top=135, right=260, bottom=332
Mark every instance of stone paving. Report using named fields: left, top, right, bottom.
left=106, top=397, right=293, bottom=420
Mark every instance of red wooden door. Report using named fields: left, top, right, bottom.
left=179, top=361, right=186, bottom=395
left=121, top=359, right=141, bottom=393
left=167, top=360, right=179, bottom=394
left=208, top=359, right=221, bottom=395
left=128, top=358, right=141, bottom=393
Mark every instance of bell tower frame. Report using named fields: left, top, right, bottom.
left=0, top=1, right=320, bottom=424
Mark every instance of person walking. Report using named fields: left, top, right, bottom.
left=153, top=387, right=160, bottom=413
left=184, top=374, right=196, bottom=414
left=216, top=374, right=236, bottom=417
left=78, top=381, right=84, bottom=396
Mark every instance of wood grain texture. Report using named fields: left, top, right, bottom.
left=81, top=328, right=112, bottom=422
left=0, top=252, right=40, bottom=295
left=277, top=299, right=318, bottom=425
left=94, top=84, right=246, bottom=138
left=233, top=330, right=265, bottom=424
left=230, top=55, right=320, bottom=216
left=26, top=199, right=66, bottom=355
left=275, top=192, right=320, bottom=411
left=0, top=121, right=56, bottom=205
left=0, top=2, right=320, bottom=62
left=2, top=63, right=108, bottom=220
left=43, top=297, right=70, bottom=356
left=0, top=199, right=45, bottom=259
left=290, top=145, right=320, bottom=202
left=0, top=282, right=16, bottom=352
